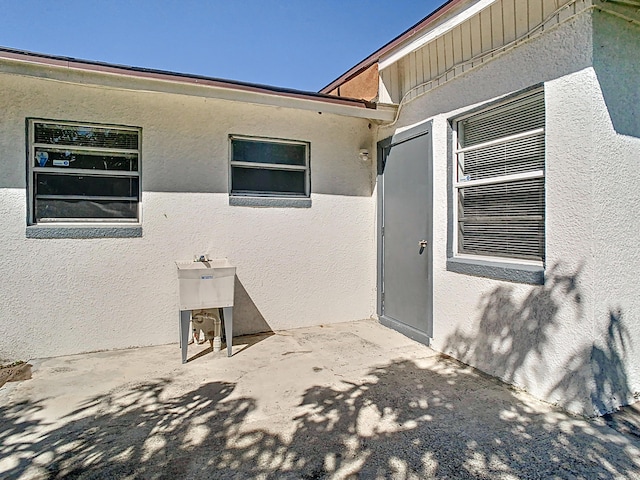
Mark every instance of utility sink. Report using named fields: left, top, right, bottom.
left=176, top=259, right=236, bottom=311
left=176, top=258, right=236, bottom=362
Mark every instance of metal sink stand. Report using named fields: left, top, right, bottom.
left=179, top=307, right=233, bottom=363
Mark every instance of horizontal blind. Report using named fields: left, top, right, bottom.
left=460, top=134, right=545, bottom=181
left=456, top=89, right=545, bottom=261
left=458, top=178, right=545, bottom=260
left=35, top=123, right=139, bottom=150
left=461, top=90, right=545, bottom=146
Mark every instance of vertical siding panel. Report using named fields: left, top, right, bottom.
left=479, top=7, right=493, bottom=55
left=435, top=36, right=446, bottom=78
left=514, top=0, right=529, bottom=39
left=396, top=63, right=403, bottom=103
left=502, top=0, right=516, bottom=44
left=469, top=14, right=482, bottom=60
left=543, top=0, right=561, bottom=27
left=415, top=47, right=425, bottom=96
left=528, top=0, right=544, bottom=30
left=490, top=1, right=504, bottom=49
left=428, top=40, right=439, bottom=80
left=389, top=68, right=397, bottom=104
left=444, top=32, right=454, bottom=80
left=396, top=59, right=403, bottom=101
left=387, top=64, right=397, bottom=103
left=389, top=60, right=397, bottom=102
left=542, top=0, right=559, bottom=18
left=394, top=62, right=403, bottom=103
left=420, top=47, right=429, bottom=84
left=376, top=0, right=581, bottom=103
left=460, top=19, right=472, bottom=64
left=408, top=51, right=417, bottom=99
left=401, top=56, right=411, bottom=100
left=393, top=60, right=403, bottom=103
left=452, top=25, right=463, bottom=75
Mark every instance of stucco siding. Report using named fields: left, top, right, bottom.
left=378, top=10, right=640, bottom=414
left=589, top=11, right=640, bottom=412
left=0, top=73, right=377, bottom=360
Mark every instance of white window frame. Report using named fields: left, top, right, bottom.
left=452, top=90, right=545, bottom=266
left=27, top=119, right=142, bottom=226
left=229, top=135, right=310, bottom=198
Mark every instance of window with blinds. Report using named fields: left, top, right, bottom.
left=454, top=89, right=545, bottom=262
left=28, top=120, right=141, bottom=224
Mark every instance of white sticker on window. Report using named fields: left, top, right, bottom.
left=53, top=160, right=70, bottom=167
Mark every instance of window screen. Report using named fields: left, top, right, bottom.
left=455, top=89, right=545, bottom=262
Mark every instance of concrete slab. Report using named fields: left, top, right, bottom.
left=604, top=403, right=640, bottom=439
left=1, top=319, right=639, bottom=479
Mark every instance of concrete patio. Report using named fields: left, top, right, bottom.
left=1, top=319, right=639, bottom=479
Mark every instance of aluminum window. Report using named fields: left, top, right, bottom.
left=28, top=120, right=141, bottom=224
left=229, top=136, right=310, bottom=197
left=453, top=89, right=545, bottom=262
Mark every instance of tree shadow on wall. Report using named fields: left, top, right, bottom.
left=2, top=357, right=640, bottom=478
left=442, top=263, right=633, bottom=416
left=550, top=307, right=634, bottom=415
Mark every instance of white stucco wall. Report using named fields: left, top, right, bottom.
left=0, top=70, right=377, bottom=360
left=378, top=10, right=640, bottom=415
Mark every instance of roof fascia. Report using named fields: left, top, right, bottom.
left=379, top=0, right=498, bottom=70
left=319, top=0, right=468, bottom=94
left=0, top=48, right=395, bottom=122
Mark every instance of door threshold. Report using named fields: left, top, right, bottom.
left=379, top=315, right=432, bottom=346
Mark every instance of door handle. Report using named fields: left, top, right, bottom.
left=419, top=240, right=428, bottom=255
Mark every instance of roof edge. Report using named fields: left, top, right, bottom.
left=319, top=0, right=465, bottom=94
left=0, top=46, right=376, bottom=110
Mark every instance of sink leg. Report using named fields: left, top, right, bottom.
left=223, top=306, right=233, bottom=357
left=180, top=310, right=191, bottom=364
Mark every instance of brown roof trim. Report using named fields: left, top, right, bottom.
left=0, top=46, right=376, bottom=110
left=319, top=0, right=466, bottom=94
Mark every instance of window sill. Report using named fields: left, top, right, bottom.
left=229, top=196, right=311, bottom=208
left=26, top=225, right=143, bottom=239
left=446, top=256, right=544, bottom=285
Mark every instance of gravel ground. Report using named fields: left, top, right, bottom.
left=1, top=319, right=639, bottom=479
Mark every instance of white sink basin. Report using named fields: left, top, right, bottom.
left=176, top=259, right=236, bottom=310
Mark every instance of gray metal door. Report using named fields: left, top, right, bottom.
left=377, top=122, right=433, bottom=344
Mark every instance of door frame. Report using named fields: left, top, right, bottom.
left=376, top=121, right=433, bottom=345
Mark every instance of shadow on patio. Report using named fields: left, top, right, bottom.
left=2, top=351, right=639, bottom=479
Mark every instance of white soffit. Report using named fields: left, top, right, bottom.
left=379, top=0, right=499, bottom=71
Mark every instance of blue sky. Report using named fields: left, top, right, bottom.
left=0, top=1, right=444, bottom=91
